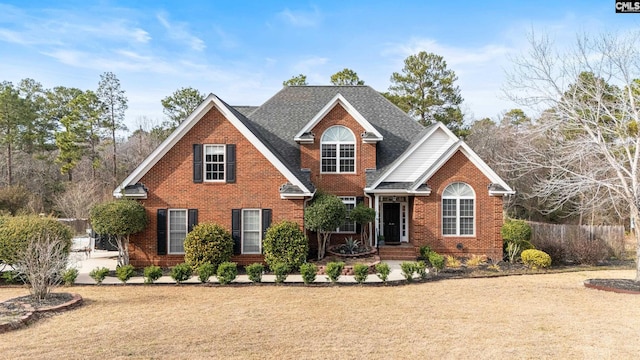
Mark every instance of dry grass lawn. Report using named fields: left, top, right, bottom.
left=1, top=270, right=640, bottom=359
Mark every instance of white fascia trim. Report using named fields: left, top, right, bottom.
left=369, top=122, right=450, bottom=190
left=113, top=94, right=312, bottom=197
left=364, top=189, right=432, bottom=196
left=293, top=94, right=383, bottom=142
left=489, top=190, right=516, bottom=196
left=411, top=140, right=514, bottom=193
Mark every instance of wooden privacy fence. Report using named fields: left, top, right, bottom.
left=526, top=221, right=626, bottom=258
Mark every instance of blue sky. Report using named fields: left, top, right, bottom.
left=1, top=1, right=638, bottom=133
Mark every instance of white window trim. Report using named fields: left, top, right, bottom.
left=241, top=209, right=262, bottom=255
left=335, top=196, right=357, bottom=233
left=442, top=183, right=476, bottom=237
left=320, top=126, right=356, bottom=174
left=204, top=144, right=226, bottom=182
left=168, top=209, right=188, bottom=254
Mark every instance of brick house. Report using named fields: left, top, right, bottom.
left=114, top=86, right=514, bottom=267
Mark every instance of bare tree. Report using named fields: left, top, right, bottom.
left=505, top=31, right=640, bottom=280
left=15, top=235, right=69, bottom=302
left=53, top=180, right=102, bottom=219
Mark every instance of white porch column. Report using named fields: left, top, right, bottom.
left=374, top=194, right=380, bottom=247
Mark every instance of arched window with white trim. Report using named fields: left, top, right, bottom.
left=442, top=182, right=475, bottom=236
left=321, top=126, right=355, bottom=173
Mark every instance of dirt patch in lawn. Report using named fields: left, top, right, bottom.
left=1, top=269, right=639, bottom=359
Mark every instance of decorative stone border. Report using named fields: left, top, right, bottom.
left=584, top=279, right=640, bottom=294
left=0, top=293, right=83, bottom=334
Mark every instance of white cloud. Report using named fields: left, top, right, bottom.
left=277, top=6, right=322, bottom=27
left=156, top=12, right=205, bottom=51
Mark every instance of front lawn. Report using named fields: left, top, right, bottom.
left=0, top=269, right=638, bottom=359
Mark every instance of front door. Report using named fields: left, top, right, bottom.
left=383, top=203, right=400, bottom=243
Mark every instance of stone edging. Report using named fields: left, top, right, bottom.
left=0, top=293, right=83, bottom=334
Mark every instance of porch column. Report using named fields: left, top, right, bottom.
left=374, top=194, right=380, bottom=247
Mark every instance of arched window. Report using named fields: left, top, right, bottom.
left=321, top=126, right=355, bottom=173
left=442, top=182, right=475, bottom=236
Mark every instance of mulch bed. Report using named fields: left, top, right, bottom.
left=0, top=292, right=83, bottom=334
left=584, top=278, right=640, bottom=294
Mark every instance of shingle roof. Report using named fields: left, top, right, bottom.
left=244, top=86, right=424, bottom=185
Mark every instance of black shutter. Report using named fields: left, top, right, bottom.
left=226, top=144, right=236, bottom=183
left=355, top=197, right=365, bottom=234
left=157, top=209, right=167, bottom=255
left=188, top=209, right=198, bottom=232
left=232, top=209, right=241, bottom=255
left=193, top=144, right=203, bottom=183
left=262, top=209, right=272, bottom=239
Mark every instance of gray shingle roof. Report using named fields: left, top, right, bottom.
left=244, top=86, right=424, bottom=188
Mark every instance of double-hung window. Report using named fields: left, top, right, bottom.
left=242, top=209, right=261, bottom=254
left=321, top=126, right=355, bottom=173
left=336, top=196, right=356, bottom=233
left=168, top=209, right=188, bottom=253
left=204, top=145, right=225, bottom=181
left=442, top=182, right=475, bottom=236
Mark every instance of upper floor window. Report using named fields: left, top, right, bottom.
left=204, top=144, right=225, bottom=181
left=442, top=182, right=475, bottom=236
left=321, top=126, right=355, bottom=173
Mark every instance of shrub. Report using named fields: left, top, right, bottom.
left=90, top=267, right=110, bottom=285
left=263, top=220, right=308, bottom=271
left=400, top=261, right=416, bottom=282
left=304, top=193, right=347, bottom=260
left=245, top=263, right=264, bottom=283
left=325, top=261, right=344, bottom=283
left=0, top=215, right=73, bottom=265
left=501, top=220, right=533, bottom=263
left=2, top=270, right=26, bottom=284
left=0, top=185, right=30, bottom=215
left=466, top=254, right=486, bottom=268
left=271, top=262, right=289, bottom=284
left=531, top=237, right=566, bottom=265
left=567, top=238, right=608, bottom=265
left=170, top=263, right=193, bottom=284
left=144, top=265, right=163, bottom=284
left=353, top=263, right=369, bottom=284
left=419, top=245, right=432, bottom=259
left=61, top=268, right=79, bottom=286
left=299, top=263, right=317, bottom=284
left=197, top=263, right=216, bottom=283
left=415, top=261, right=428, bottom=279
left=445, top=255, right=461, bottom=268
left=184, top=223, right=233, bottom=272
left=350, top=203, right=376, bottom=243
left=521, top=249, right=552, bottom=269
left=428, top=252, right=445, bottom=274
left=216, top=262, right=237, bottom=285
left=116, top=264, right=136, bottom=284
left=375, top=262, right=391, bottom=283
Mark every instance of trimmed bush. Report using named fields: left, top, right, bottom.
left=183, top=223, right=233, bottom=272
left=62, top=268, right=79, bottom=286
left=271, top=262, right=289, bottom=284
left=144, top=265, right=163, bottom=284
left=263, top=220, right=308, bottom=271
left=353, top=263, right=369, bottom=284
left=245, top=263, right=264, bottom=283
left=299, top=263, right=317, bottom=284
left=521, top=249, right=552, bottom=269
left=89, top=267, right=110, bottom=285
left=325, top=261, right=344, bottom=283
left=375, top=262, right=391, bottom=283
left=170, top=263, right=193, bottom=284
left=419, top=246, right=433, bottom=259
left=415, top=261, right=428, bottom=279
left=116, top=264, right=135, bottom=284
left=428, top=252, right=445, bottom=274
left=216, top=262, right=237, bottom=285
left=0, top=215, right=73, bottom=265
left=197, top=263, right=216, bottom=283
left=401, top=262, right=416, bottom=282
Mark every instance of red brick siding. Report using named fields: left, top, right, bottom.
left=410, top=150, right=504, bottom=260
left=129, top=106, right=304, bottom=267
